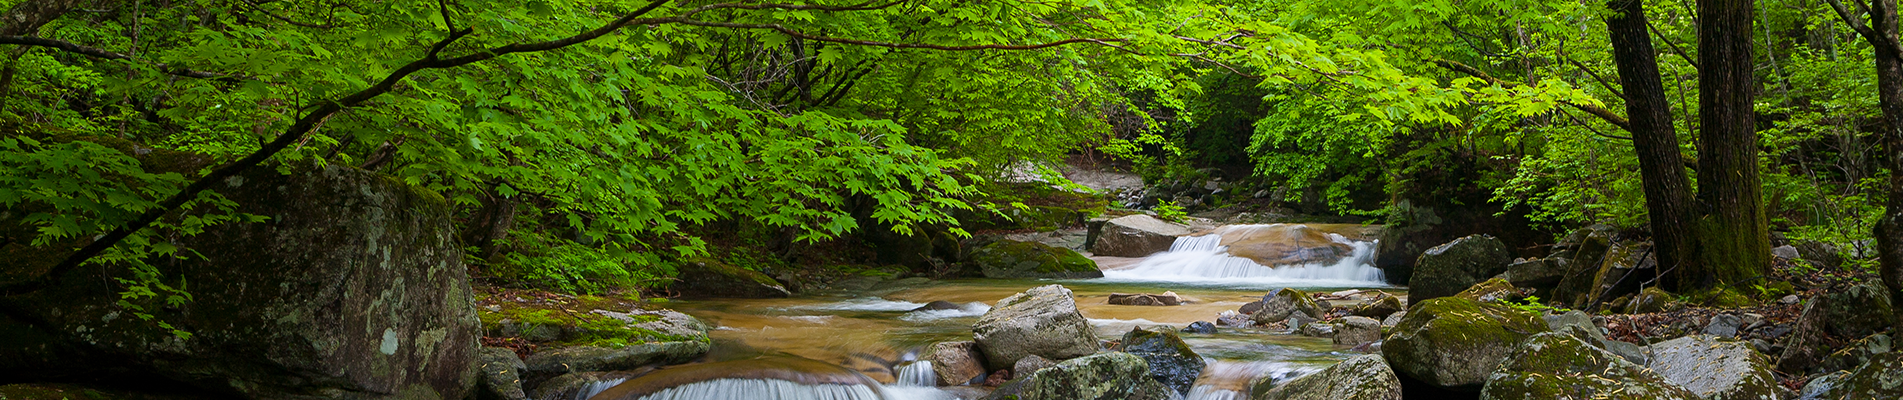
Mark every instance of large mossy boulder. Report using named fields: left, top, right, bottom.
left=1820, top=283, right=1894, bottom=339
left=0, top=164, right=478, bottom=400
left=972, top=285, right=1102, bottom=370
left=1256, top=354, right=1403, bottom=400
left=1250, top=288, right=1325, bottom=325
left=1382, top=296, right=1550, bottom=390
left=1117, top=326, right=1205, bottom=396
left=1645, top=335, right=1783, bottom=400
left=475, top=347, right=529, bottom=400
left=1810, top=352, right=1903, bottom=399
left=970, top=240, right=1104, bottom=279
left=1350, top=292, right=1405, bottom=319
left=521, top=341, right=710, bottom=383
left=1090, top=215, right=1194, bottom=257
left=671, top=257, right=791, bottom=298
left=477, top=292, right=709, bottom=347
left=980, top=352, right=1171, bottom=400
left=1480, top=333, right=1701, bottom=400
left=1408, top=235, right=1512, bottom=302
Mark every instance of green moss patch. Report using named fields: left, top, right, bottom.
left=475, top=287, right=706, bottom=349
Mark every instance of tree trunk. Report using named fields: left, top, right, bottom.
left=1606, top=0, right=1699, bottom=287
left=1859, top=0, right=1903, bottom=333
left=1691, top=0, right=1772, bottom=288
left=462, top=191, right=518, bottom=261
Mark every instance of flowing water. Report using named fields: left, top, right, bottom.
left=588, top=224, right=1397, bottom=400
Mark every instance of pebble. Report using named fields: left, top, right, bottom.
left=1780, top=295, right=1800, bottom=305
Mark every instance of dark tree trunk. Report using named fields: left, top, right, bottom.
left=1833, top=0, right=1903, bottom=332
left=1606, top=0, right=1699, bottom=287
left=462, top=191, right=518, bottom=261
left=1690, top=0, right=1772, bottom=289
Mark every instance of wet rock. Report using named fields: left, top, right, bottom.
left=1182, top=321, right=1217, bottom=334
left=1118, top=326, right=1206, bottom=396
left=1334, top=316, right=1382, bottom=346
left=914, top=300, right=964, bottom=311
left=1215, top=310, right=1253, bottom=327
left=1646, top=335, right=1782, bottom=400
left=1301, top=323, right=1337, bottom=338
left=1410, top=235, right=1514, bottom=302
left=1108, top=292, right=1182, bottom=306
left=1350, top=293, right=1405, bottom=319
left=1809, top=352, right=1903, bottom=399
left=1286, top=314, right=1318, bottom=333
left=980, top=352, right=1171, bottom=400
left=971, top=240, right=1105, bottom=279
left=1822, top=283, right=1895, bottom=339
left=673, top=257, right=792, bottom=298
left=1480, top=333, right=1701, bottom=400
left=1705, top=314, right=1744, bottom=338
left=0, top=164, right=479, bottom=400
left=531, top=371, right=639, bottom=400
left=1014, top=354, right=1057, bottom=376
left=1250, top=288, right=1325, bottom=325
left=1207, top=224, right=1358, bottom=266
left=1502, top=257, right=1567, bottom=295
left=1821, top=334, right=1892, bottom=373
left=972, top=285, right=1102, bottom=370
left=1383, top=297, right=1550, bottom=390
left=522, top=341, right=711, bottom=382
left=1257, top=354, right=1402, bottom=400
left=924, top=341, right=988, bottom=386
left=984, top=370, right=1012, bottom=386
left=476, top=347, right=529, bottom=400
left=1626, top=286, right=1683, bottom=314
left=1090, top=215, right=1195, bottom=257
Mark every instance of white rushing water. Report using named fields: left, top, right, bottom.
left=788, top=298, right=991, bottom=321
left=569, top=378, right=629, bottom=400
left=893, top=361, right=937, bottom=387
left=1101, top=227, right=1386, bottom=287
left=631, top=379, right=881, bottom=400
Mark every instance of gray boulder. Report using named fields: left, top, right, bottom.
left=1251, top=288, right=1325, bottom=325
left=1301, top=323, right=1337, bottom=338
left=522, top=341, right=710, bottom=382
left=1014, top=355, right=1057, bottom=376
left=1798, top=371, right=1849, bottom=400
left=1646, top=335, right=1783, bottom=400
left=1822, top=283, right=1895, bottom=339
left=1108, top=292, right=1183, bottom=306
left=1117, top=326, right=1205, bottom=396
left=980, top=352, right=1171, bottom=400
left=1383, top=297, right=1550, bottom=390
left=924, top=341, right=989, bottom=386
left=1809, top=352, right=1903, bottom=399
left=1821, top=334, right=1892, bottom=373
left=1502, top=258, right=1567, bottom=293
left=973, top=285, right=1102, bottom=370
left=971, top=240, right=1105, bottom=279
left=1350, top=293, right=1405, bottom=320
left=671, top=257, right=792, bottom=298
left=1409, top=235, right=1513, bottom=302
left=1090, top=215, right=1194, bottom=257
left=475, top=347, right=528, bottom=400
left=1334, top=316, right=1383, bottom=346
left=1257, top=354, right=1402, bottom=400
left=1481, top=333, right=1701, bottom=400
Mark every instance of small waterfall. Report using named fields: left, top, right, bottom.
left=630, top=379, right=881, bottom=400
left=1182, top=386, right=1247, bottom=400
left=1102, top=224, right=1387, bottom=286
left=893, top=361, right=937, bottom=387
left=570, top=378, right=629, bottom=400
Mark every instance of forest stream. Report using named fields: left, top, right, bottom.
left=573, top=224, right=1393, bottom=400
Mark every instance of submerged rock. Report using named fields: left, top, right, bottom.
left=923, top=341, right=988, bottom=386
left=1257, top=354, right=1402, bottom=400
left=1383, top=297, right=1550, bottom=390
left=980, top=352, right=1171, bottom=400
left=1250, top=288, right=1325, bottom=325
left=0, top=164, right=479, bottom=400
left=913, top=300, right=964, bottom=311
left=1645, top=335, right=1783, bottom=400
left=1090, top=215, right=1195, bottom=257
left=972, top=285, right=1102, bottom=370
left=1108, top=292, right=1183, bottom=306
left=1181, top=321, right=1217, bottom=334
left=523, top=341, right=711, bottom=382
left=1480, top=333, right=1701, bottom=400
left=1409, top=234, right=1513, bottom=302
left=971, top=240, right=1104, bottom=279
left=1118, top=326, right=1206, bottom=396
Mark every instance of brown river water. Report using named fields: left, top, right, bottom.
left=591, top=224, right=1398, bottom=400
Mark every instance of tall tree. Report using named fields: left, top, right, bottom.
left=1692, top=0, right=1772, bottom=287
left=1825, top=0, right=1903, bottom=331
left=1605, top=0, right=1698, bottom=286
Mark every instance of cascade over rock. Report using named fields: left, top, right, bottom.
left=0, top=164, right=478, bottom=400
left=1255, top=354, right=1403, bottom=400
left=1090, top=215, right=1196, bottom=257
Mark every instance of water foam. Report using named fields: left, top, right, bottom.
left=629, top=379, right=881, bottom=400
left=893, top=361, right=936, bottom=387
left=568, top=377, right=628, bottom=400
left=1100, top=227, right=1387, bottom=287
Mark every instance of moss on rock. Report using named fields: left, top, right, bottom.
left=970, top=240, right=1103, bottom=279
left=1382, top=297, right=1550, bottom=390
left=475, top=289, right=709, bottom=349
left=1480, top=333, right=1700, bottom=400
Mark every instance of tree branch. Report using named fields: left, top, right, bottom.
left=1824, top=0, right=1903, bottom=63
left=0, top=35, right=240, bottom=81
left=1434, top=59, right=1631, bottom=130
